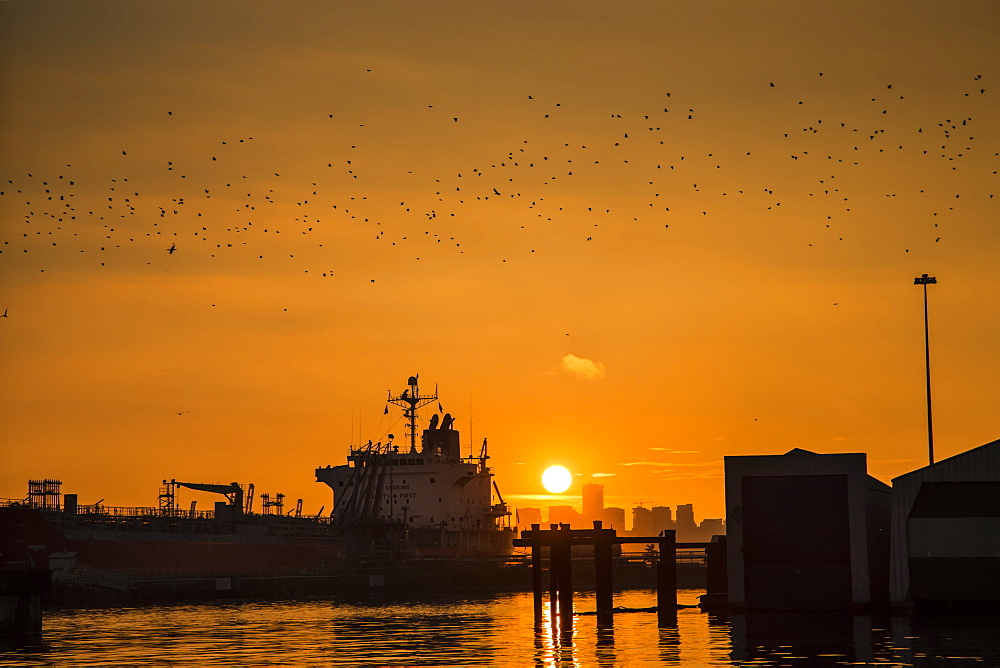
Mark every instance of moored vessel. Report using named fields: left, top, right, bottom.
left=0, top=376, right=518, bottom=603
left=316, top=375, right=516, bottom=557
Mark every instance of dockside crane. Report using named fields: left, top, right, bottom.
left=172, top=480, right=246, bottom=518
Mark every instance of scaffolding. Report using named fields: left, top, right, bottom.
left=260, top=492, right=285, bottom=515
left=158, top=479, right=177, bottom=515
left=27, top=479, right=62, bottom=510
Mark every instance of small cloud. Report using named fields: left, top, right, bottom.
left=648, top=447, right=700, bottom=454
left=621, top=459, right=722, bottom=468
left=651, top=469, right=724, bottom=480
left=591, top=472, right=616, bottom=478
left=508, top=493, right=582, bottom=502
left=559, top=354, right=606, bottom=380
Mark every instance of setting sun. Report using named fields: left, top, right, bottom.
left=541, top=466, right=572, bottom=494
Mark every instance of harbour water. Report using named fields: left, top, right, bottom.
left=3, top=589, right=999, bottom=666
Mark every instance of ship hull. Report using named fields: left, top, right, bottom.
left=1, top=506, right=342, bottom=577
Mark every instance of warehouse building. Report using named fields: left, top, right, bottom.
left=890, top=438, right=1000, bottom=607
left=725, top=449, right=891, bottom=610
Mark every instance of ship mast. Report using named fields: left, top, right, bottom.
left=387, top=375, right=438, bottom=454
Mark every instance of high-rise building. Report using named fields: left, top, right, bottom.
left=675, top=503, right=697, bottom=541
left=650, top=506, right=673, bottom=535
left=517, top=507, right=543, bottom=529
left=581, top=483, right=604, bottom=523
left=549, top=505, right=581, bottom=527
left=631, top=506, right=654, bottom=535
left=602, top=507, right=626, bottom=531
left=699, top=517, right=725, bottom=539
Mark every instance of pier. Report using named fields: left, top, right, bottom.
left=514, top=522, right=723, bottom=629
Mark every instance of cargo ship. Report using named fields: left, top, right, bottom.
left=0, top=376, right=517, bottom=601
left=315, top=375, right=515, bottom=557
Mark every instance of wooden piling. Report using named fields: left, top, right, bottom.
left=656, top=530, right=677, bottom=626
left=705, top=536, right=727, bottom=596
left=0, top=569, right=49, bottom=647
left=548, top=524, right=559, bottom=622
left=555, top=524, right=573, bottom=628
left=530, top=524, right=543, bottom=623
left=593, top=520, right=614, bottom=627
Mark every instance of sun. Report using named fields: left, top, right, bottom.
left=542, top=465, right=572, bottom=494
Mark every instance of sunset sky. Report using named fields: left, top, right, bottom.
left=1, top=1, right=997, bottom=523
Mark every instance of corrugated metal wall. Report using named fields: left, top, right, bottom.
left=889, top=439, right=1000, bottom=603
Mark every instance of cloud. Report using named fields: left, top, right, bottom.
left=559, top=354, right=606, bottom=380
left=648, top=447, right=700, bottom=454
left=650, top=470, right=724, bottom=480
left=507, top=493, right=582, bottom=502
left=590, top=472, right=616, bottom=478
left=620, top=460, right=722, bottom=468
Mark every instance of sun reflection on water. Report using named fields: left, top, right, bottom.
left=2, top=589, right=999, bottom=666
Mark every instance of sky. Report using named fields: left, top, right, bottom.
left=1, top=0, right=997, bottom=523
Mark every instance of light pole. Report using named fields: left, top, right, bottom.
left=913, top=273, right=937, bottom=465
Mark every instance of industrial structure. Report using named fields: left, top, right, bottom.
left=0, top=376, right=518, bottom=604
left=890, top=438, right=1000, bottom=607
left=724, top=449, right=891, bottom=610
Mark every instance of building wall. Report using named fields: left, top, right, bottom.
left=889, top=440, right=1000, bottom=603
left=725, top=451, right=889, bottom=610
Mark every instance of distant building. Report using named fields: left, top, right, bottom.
left=549, top=505, right=581, bottom=527
left=725, top=448, right=891, bottom=611
left=699, top=517, right=725, bottom=539
left=517, top=507, right=542, bottom=529
left=631, top=506, right=654, bottom=535
left=581, top=483, right=604, bottom=523
left=602, top=506, right=626, bottom=531
left=650, top=506, right=673, bottom=535
left=890, top=438, right=1000, bottom=606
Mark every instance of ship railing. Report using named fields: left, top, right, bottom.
left=69, top=564, right=347, bottom=582
left=69, top=505, right=218, bottom=519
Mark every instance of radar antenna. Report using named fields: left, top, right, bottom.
left=387, top=375, right=438, bottom=454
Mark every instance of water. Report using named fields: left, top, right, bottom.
left=4, top=589, right=999, bottom=666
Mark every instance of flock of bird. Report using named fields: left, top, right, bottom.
left=1, top=74, right=994, bottom=291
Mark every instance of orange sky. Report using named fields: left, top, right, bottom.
left=1, top=1, right=998, bottom=522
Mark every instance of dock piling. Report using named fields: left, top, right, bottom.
left=593, top=520, right=614, bottom=627
left=530, top=523, right=543, bottom=623
left=656, top=530, right=677, bottom=626
left=554, top=523, right=574, bottom=628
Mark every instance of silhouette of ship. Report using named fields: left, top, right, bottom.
left=0, top=376, right=516, bottom=601
left=316, top=375, right=516, bottom=558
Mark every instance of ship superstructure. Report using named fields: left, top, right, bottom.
left=315, top=376, right=514, bottom=555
